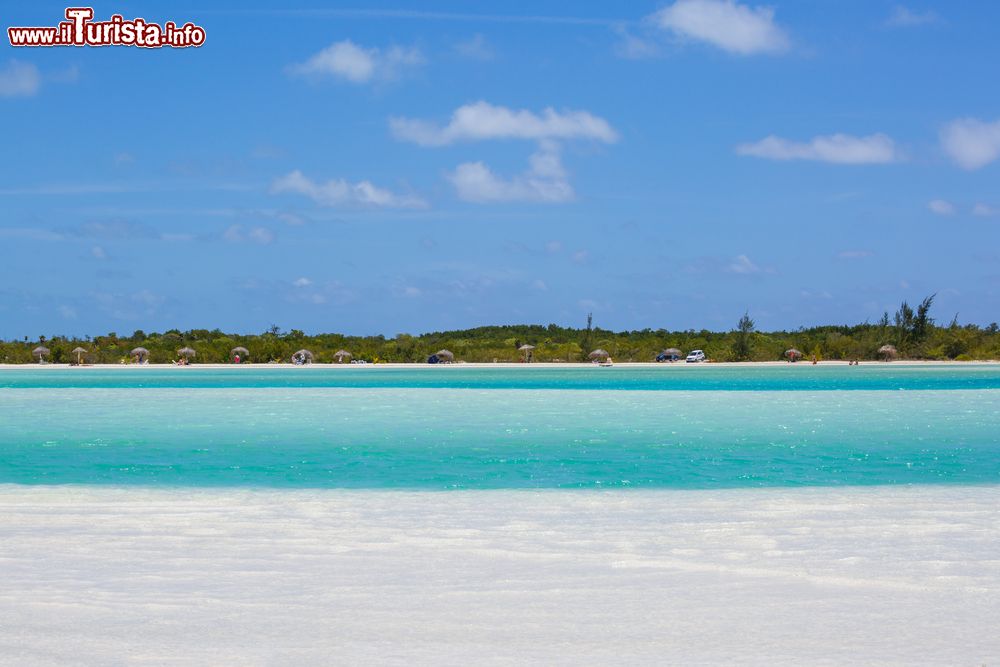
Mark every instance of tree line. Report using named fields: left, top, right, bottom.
left=3, top=296, right=998, bottom=364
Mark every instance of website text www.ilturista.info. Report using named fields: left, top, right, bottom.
left=8, top=7, right=205, bottom=48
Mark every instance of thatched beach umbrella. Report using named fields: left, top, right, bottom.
left=177, top=347, right=196, bottom=358
left=518, top=344, right=535, bottom=362
left=231, top=346, right=249, bottom=362
left=131, top=347, right=149, bottom=363
left=292, top=349, right=314, bottom=364
left=72, top=347, right=87, bottom=364
left=435, top=349, right=455, bottom=362
left=878, top=344, right=898, bottom=361
left=32, top=346, right=50, bottom=362
left=588, top=349, right=610, bottom=360
left=785, top=348, right=803, bottom=361
left=334, top=349, right=352, bottom=363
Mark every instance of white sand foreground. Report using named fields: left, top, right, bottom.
left=1, top=485, right=998, bottom=665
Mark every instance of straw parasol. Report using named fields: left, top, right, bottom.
left=878, top=344, right=898, bottom=361
left=32, top=346, right=50, bottom=362
left=588, top=349, right=610, bottom=360
left=231, top=346, right=249, bottom=362
left=292, top=349, right=314, bottom=364
left=72, top=347, right=87, bottom=364
left=131, top=347, right=149, bottom=363
left=785, top=348, right=803, bottom=361
left=518, top=344, right=535, bottom=352
left=177, top=347, right=196, bottom=358
left=334, top=349, right=352, bottom=363
left=435, top=349, right=454, bottom=362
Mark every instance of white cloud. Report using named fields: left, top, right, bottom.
left=454, top=34, right=495, bottom=60
left=736, top=133, right=898, bottom=164
left=972, top=203, right=997, bottom=217
left=726, top=255, right=763, bottom=275
left=614, top=25, right=660, bottom=59
left=290, top=40, right=424, bottom=84
left=649, top=0, right=790, bottom=55
left=58, top=305, right=78, bottom=320
left=940, top=118, right=1000, bottom=170
left=391, top=101, right=618, bottom=146
left=885, top=5, right=938, bottom=27
left=91, top=246, right=107, bottom=260
left=0, top=60, right=40, bottom=97
left=248, top=227, right=274, bottom=244
left=293, top=277, right=313, bottom=287
left=271, top=170, right=426, bottom=208
left=223, top=225, right=275, bottom=244
left=927, top=199, right=955, bottom=216
left=448, top=142, right=573, bottom=203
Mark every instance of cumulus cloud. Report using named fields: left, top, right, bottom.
left=940, top=118, right=1000, bottom=170
left=391, top=101, right=618, bottom=146
left=271, top=170, right=426, bottom=208
left=972, top=203, right=997, bottom=217
left=448, top=142, right=574, bottom=203
left=293, top=277, right=313, bottom=287
left=0, top=60, right=40, bottom=97
left=927, top=199, right=955, bottom=216
left=736, top=133, right=899, bottom=164
left=885, top=5, right=938, bottom=27
left=290, top=40, right=424, bottom=83
left=649, top=0, right=790, bottom=55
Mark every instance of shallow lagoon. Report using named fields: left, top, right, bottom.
left=2, top=366, right=998, bottom=488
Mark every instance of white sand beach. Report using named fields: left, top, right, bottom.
left=1, top=485, right=998, bottom=665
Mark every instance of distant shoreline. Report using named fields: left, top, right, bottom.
left=2, top=360, right=998, bottom=369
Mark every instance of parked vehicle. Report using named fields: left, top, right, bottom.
left=685, top=350, right=706, bottom=363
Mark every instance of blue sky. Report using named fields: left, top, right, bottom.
left=2, top=1, right=998, bottom=338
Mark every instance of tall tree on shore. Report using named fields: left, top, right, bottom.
left=893, top=293, right=935, bottom=354
left=732, top=311, right=755, bottom=361
left=581, top=312, right=593, bottom=353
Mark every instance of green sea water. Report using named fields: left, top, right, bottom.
left=1, top=365, right=998, bottom=488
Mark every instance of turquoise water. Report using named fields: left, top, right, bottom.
left=4, top=364, right=1000, bottom=390
left=1, top=366, right=999, bottom=488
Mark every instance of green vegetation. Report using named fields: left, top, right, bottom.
left=4, top=296, right=998, bottom=364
